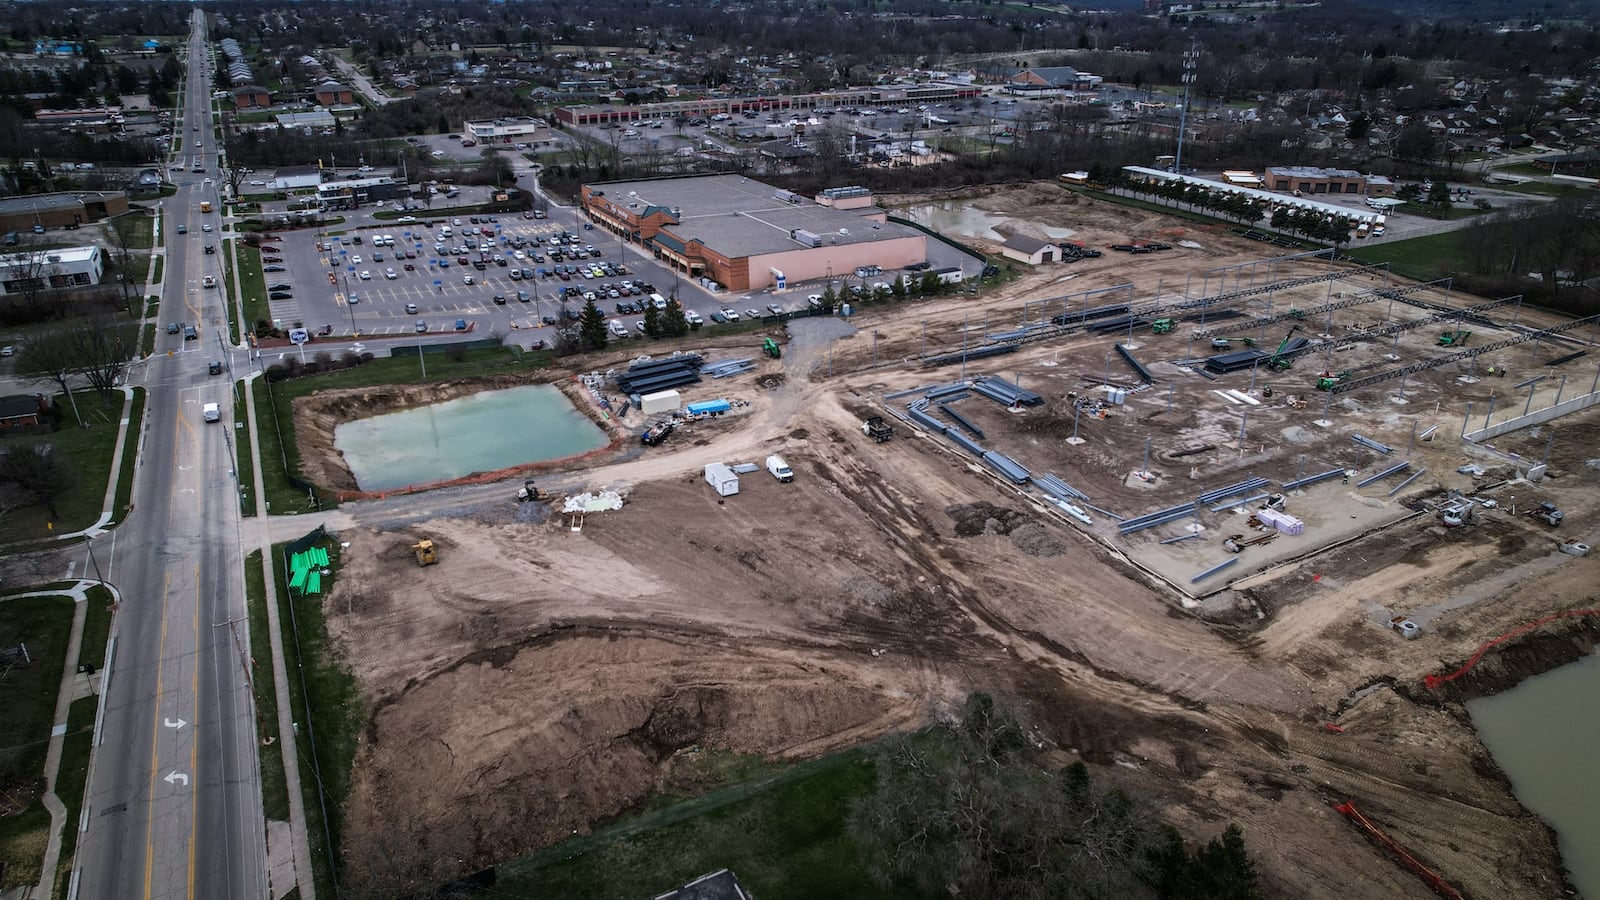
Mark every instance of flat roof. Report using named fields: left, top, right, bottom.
left=590, top=175, right=920, bottom=258
left=1123, top=167, right=1378, bottom=224
left=1267, top=165, right=1364, bottom=179
left=0, top=245, right=100, bottom=266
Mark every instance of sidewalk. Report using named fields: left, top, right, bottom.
left=243, top=371, right=317, bottom=900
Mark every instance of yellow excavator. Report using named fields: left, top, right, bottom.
left=412, top=539, right=438, bottom=566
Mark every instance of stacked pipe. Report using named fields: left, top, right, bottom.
left=1197, top=477, right=1272, bottom=505
left=1032, top=474, right=1089, bottom=502
left=1119, top=501, right=1201, bottom=535
left=1356, top=461, right=1410, bottom=488
left=1351, top=435, right=1394, bottom=454
left=1281, top=468, right=1346, bottom=491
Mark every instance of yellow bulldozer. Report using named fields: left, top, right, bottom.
left=412, top=539, right=438, bottom=566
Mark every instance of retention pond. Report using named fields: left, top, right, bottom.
left=1468, top=651, right=1600, bottom=898
left=334, top=383, right=607, bottom=492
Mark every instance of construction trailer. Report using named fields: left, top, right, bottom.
left=704, top=462, right=740, bottom=496
left=639, top=389, right=682, bottom=414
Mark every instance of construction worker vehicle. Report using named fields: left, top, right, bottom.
left=640, top=421, right=675, bottom=447
left=1267, top=324, right=1302, bottom=371
left=862, top=416, right=894, bottom=443
left=412, top=539, right=438, bottom=566
left=762, top=337, right=782, bottom=359
left=1438, top=329, right=1472, bottom=347
left=1316, top=371, right=1351, bottom=390
left=1529, top=501, right=1564, bottom=527
left=1151, top=318, right=1175, bottom=334
left=516, top=480, right=548, bottom=502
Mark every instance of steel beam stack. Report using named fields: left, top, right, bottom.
left=1197, top=477, right=1272, bottom=505
left=1119, top=501, right=1201, bottom=535
left=1281, top=467, right=1347, bottom=491
left=1355, top=461, right=1410, bottom=487
left=1115, top=344, right=1154, bottom=384
left=1351, top=435, right=1394, bottom=454
left=972, top=376, right=1043, bottom=407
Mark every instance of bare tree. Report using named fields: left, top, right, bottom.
left=103, top=211, right=148, bottom=310
left=1, top=250, right=62, bottom=310
left=0, top=443, right=78, bottom=520
left=14, top=315, right=137, bottom=423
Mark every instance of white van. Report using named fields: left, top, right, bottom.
left=766, top=454, right=794, bottom=483
left=202, top=402, right=221, bottom=423
left=649, top=293, right=668, bottom=310
left=440, top=225, right=453, bottom=237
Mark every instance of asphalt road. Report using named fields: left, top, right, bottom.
left=75, top=11, right=267, bottom=900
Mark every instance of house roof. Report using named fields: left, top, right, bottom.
left=1002, top=234, right=1053, bottom=254
left=0, top=395, right=44, bottom=419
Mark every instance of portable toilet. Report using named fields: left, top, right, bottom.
left=704, top=463, right=740, bottom=496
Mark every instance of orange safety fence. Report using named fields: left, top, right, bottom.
left=1423, top=607, right=1600, bottom=690
left=1332, top=801, right=1463, bottom=900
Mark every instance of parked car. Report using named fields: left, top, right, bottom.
left=463, top=274, right=476, bottom=285
left=264, top=265, right=285, bottom=272
left=385, top=268, right=398, bottom=279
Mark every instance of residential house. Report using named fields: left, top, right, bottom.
left=314, top=81, right=355, bottom=106
left=232, top=85, right=271, bottom=110
left=0, top=395, right=48, bottom=431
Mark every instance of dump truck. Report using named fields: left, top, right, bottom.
left=413, top=539, right=438, bottom=565
left=863, top=416, right=893, bottom=443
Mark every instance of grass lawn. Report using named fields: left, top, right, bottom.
left=0, top=594, right=76, bottom=892
left=273, top=539, right=362, bottom=899
left=50, top=695, right=98, bottom=899
left=236, top=242, right=267, bottom=335
left=1492, top=180, right=1591, bottom=199
left=244, top=550, right=288, bottom=820
left=1350, top=230, right=1470, bottom=281
left=497, top=748, right=920, bottom=900
left=108, top=388, right=145, bottom=529
left=1067, top=186, right=1303, bottom=240
left=77, top=584, right=114, bottom=670
left=235, top=391, right=256, bottom=517
left=252, top=347, right=551, bottom=512
left=0, top=390, right=127, bottom=544
left=150, top=255, right=163, bottom=285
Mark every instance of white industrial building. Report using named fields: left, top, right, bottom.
left=271, top=165, right=323, bottom=192
left=0, top=246, right=103, bottom=295
left=1121, top=166, right=1381, bottom=225
left=464, top=117, right=557, bottom=145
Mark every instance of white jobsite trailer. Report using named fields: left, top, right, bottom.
left=639, top=389, right=682, bottom=414
left=704, top=462, right=740, bottom=496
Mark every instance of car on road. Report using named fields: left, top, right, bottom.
left=405, top=303, right=419, bottom=314
left=455, top=318, right=467, bottom=331
left=262, top=256, right=282, bottom=264
left=183, top=325, right=197, bottom=340
left=264, top=265, right=285, bottom=272
left=176, top=225, right=187, bottom=234
left=167, top=322, right=181, bottom=334
left=201, top=223, right=213, bottom=232
left=517, top=290, right=530, bottom=302
left=358, top=270, right=372, bottom=280
left=399, top=216, right=416, bottom=224
left=416, top=320, right=427, bottom=333
left=347, top=293, right=361, bottom=304
left=385, top=268, right=398, bottom=279
left=493, top=294, right=507, bottom=304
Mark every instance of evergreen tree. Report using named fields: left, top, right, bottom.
left=642, top=301, right=662, bottom=337
left=577, top=297, right=608, bottom=351
left=662, top=298, right=689, bottom=337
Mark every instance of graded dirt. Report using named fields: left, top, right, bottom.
left=306, top=184, right=1598, bottom=898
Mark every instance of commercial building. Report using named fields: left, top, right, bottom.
left=271, top=165, right=322, bottom=192
left=0, top=192, right=129, bottom=233
left=553, top=84, right=982, bottom=127
left=1122, top=166, right=1380, bottom=225
left=581, top=175, right=927, bottom=292
left=464, top=117, right=558, bottom=146
left=316, top=176, right=410, bottom=209
left=0, top=246, right=104, bottom=296
left=1265, top=166, right=1373, bottom=196
left=1003, top=66, right=1103, bottom=96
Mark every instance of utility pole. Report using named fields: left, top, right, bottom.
left=1174, top=40, right=1200, bottom=175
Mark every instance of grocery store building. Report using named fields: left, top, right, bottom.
left=580, top=176, right=927, bottom=292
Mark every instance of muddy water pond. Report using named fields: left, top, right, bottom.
left=334, top=384, right=606, bottom=492
left=1468, top=651, right=1600, bottom=898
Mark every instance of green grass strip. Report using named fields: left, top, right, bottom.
left=244, top=550, right=289, bottom=820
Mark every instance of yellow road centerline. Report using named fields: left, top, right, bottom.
left=143, top=571, right=172, bottom=900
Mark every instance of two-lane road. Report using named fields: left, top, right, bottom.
left=75, top=11, right=267, bottom=900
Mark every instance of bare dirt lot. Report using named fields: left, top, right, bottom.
left=303, top=183, right=1600, bottom=898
